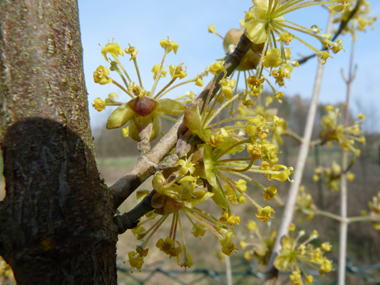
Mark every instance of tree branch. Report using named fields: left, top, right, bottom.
left=110, top=34, right=252, bottom=210
left=114, top=191, right=156, bottom=234
left=284, top=129, right=304, bottom=144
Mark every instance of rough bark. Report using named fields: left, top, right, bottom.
left=0, top=0, right=118, bottom=284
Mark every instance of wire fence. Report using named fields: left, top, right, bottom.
left=117, top=258, right=380, bottom=285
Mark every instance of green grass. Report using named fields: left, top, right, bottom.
left=96, top=156, right=138, bottom=168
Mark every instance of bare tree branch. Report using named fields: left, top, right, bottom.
left=114, top=191, right=156, bottom=234
left=338, top=36, right=357, bottom=285
left=110, top=34, right=252, bottom=210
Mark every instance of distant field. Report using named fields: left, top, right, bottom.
left=97, top=156, right=138, bottom=169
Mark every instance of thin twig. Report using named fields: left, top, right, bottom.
left=338, top=36, right=356, bottom=285
left=283, top=129, right=304, bottom=144
left=225, top=256, right=233, bottom=285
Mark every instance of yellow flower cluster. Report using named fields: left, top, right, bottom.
left=275, top=226, right=333, bottom=284
left=320, top=105, right=365, bottom=155
left=333, top=0, right=377, bottom=40
left=123, top=82, right=294, bottom=270
left=296, top=186, right=317, bottom=221
left=240, top=220, right=276, bottom=264
left=92, top=39, right=207, bottom=146
left=313, top=162, right=355, bottom=191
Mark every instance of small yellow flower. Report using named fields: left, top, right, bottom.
left=256, top=206, right=275, bottom=222
left=237, top=194, right=246, bottom=204
left=358, top=113, right=366, bottom=120
left=191, top=223, right=206, bottom=238
left=156, top=236, right=182, bottom=257
left=208, top=61, right=226, bottom=75
left=280, top=33, right=293, bottom=45
left=104, top=93, right=120, bottom=103
left=235, top=179, right=247, bottom=192
left=136, top=245, right=149, bottom=257
left=125, top=44, right=138, bottom=61
left=92, top=98, right=106, bottom=112
left=265, top=96, right=273, bottom=105
left=101, top=42, right=124, bottom=62
left=244, top=250, right=254, bottom=260
left=320, top=259, right=333, bottom=273
left=248, top=221, right=259, bottom=232
left=287, top=223, right=296, bottom=232
left=318, top=51, right=331, bottom=64
left=321, top=242, right=332, bottom=251
left=246, top=125, right=258, bottom=136
left=305, top=275, right=313, bottom=284
left=177, top=252, right=194, bottom=269
left=263, top=185, right=277, bottom=201
left=176, top=159, right=195, bottom=175
left=208, top=25, right=216, bottom=34
left=269, top=165, right=293, bottom=182
left=220, top=237, right=238, bottom=256
left=160, top=37, right=179, bottom=54
left=347, top=172, right=355, bottom=182
left=195, top=75, right=204, bottom=86
left=151, top=64, right=167, bottom=80
left=227, top=214, right=240, bottom=226
left=224, top=184, right=237, bottom=206
left=263, top=49, right=282, bottom=68
left=128, top=251, right=144, bottom=271
left=93, top=65, right=112, bottom=85
left=289, top=270, right=302, bottom=285
left=220, top=78, right=236, bottom=100
left=169, top=64, right=187, bottom=79
left=122, top=127, right=129, bottom=138
left=332, top=39, right=343, bottom=54
left=309, top=230, right=319, bottom=239
left=131, top=225, right=145, bottom=236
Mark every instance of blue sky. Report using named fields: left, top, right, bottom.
left=78, top=0, right=380, bottom=132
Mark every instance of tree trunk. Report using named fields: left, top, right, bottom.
left=0, top=0, right=118, bottom=284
